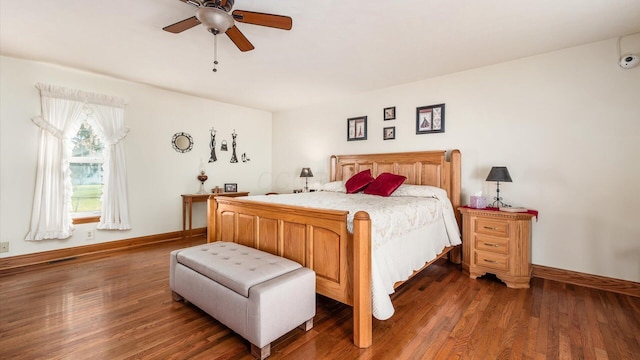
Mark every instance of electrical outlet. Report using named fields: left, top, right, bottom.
left=87, top=231, right=94, bottom=240
left=0, top=242, right=9, bottom=253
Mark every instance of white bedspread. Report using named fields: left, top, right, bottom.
left=240, top=191, right=461, bottom=319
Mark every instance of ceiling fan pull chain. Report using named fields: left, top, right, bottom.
left=212, top=32, right=219, bottom=72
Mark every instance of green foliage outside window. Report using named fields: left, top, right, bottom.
left=70, top=121, right=104, bottom=214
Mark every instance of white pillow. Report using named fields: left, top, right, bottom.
left=390, top=184, right=448, bottom=199
left=320, top=181, right=346, bottom=193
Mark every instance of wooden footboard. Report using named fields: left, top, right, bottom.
left=208, top=197, right=373, bottom=348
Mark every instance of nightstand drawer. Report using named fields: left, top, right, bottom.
left=474, top=251, right=509, bottom=272
left=475, top=218, right=509, bottom=237
left=475, top=235, right=509, bottom=255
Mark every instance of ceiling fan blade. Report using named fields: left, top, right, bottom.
left=163, top=16, right=201, bottom=33
left=226, top=26, right=255, bottom=52
left=232, top=10, right=292, bottom=30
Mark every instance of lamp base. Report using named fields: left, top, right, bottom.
left=197, top=183, right=208, bottom=195
left=490, top=198, right=511, bottom=208
left=197, top=171, right=208, bottom=194
left=491, top=181, right=510, bottom=208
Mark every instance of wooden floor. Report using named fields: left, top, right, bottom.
left=1, top=238, right=639, bottom=360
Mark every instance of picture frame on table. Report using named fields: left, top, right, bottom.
left=383, top=126, right=396, bottom=140
left=224, top=183, right=238, bottom=192
left=347, top=116, right=367, bottom=141
left=383, top=106, right=396, bottom=121
left=416, top=103, right=445, bottom=134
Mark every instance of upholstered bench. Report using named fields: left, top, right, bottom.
left=169, top=241, right=316, bottom=359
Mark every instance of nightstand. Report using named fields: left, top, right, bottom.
left=459, top=207, right=536, bottom=288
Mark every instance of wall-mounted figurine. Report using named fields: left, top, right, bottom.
left=208, top=127, right=217, bottom=162
left=230, top=130, right=238, bottom=163
left=220, top=140, right=228, bottom=151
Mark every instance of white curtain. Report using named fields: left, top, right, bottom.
left=26, top=84, right=130, bottom=240
left=25, top=84, right=86, bottom=240
left=90, top=104, right=131, bottom=230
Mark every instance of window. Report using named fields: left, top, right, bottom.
left=70, top=120, right=104, bottom=221
left=26, top=84, right=130, bottom=241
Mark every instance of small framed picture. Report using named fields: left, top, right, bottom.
left=224, top=183, right=238, bottom=192
left=383, top=126, right=395, bottom=140
left=416, top=103, right=445, bottom=134
left=383, top=106, right=396, bottom=121
left=347, top=116, right=367, bottom=141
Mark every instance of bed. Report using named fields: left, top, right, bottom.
left=207, top=150, right=462, bottom=348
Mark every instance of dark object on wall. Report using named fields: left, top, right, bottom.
left=383, top=126, right=395, bottom=140
left=209, top=128, right=217, bottom=162
left=230, top=130, right=238, bottom=163
left=172, top=132, right=193, bottom=153
left=221, top=140, right=228, bottom=151
left=242, top=153, right=251, bottom=162
left=416, top=104, right=445, bottom=134
left=347, top=116, right=367, bottom=141
left=383, top=106, right=396, bottom=120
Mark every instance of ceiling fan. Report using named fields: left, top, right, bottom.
left=163, top=0, right=292, bottom=52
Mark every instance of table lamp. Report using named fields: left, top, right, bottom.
left=486, top=166, right=512, bottom=208
left=299, top=168, right=313, bottom=192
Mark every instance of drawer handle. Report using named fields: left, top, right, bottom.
left=483, top=259, right=498, bottom=264
left=483, top=243, right=499, bottom=247
left=483, top=226, right=499, bottom=230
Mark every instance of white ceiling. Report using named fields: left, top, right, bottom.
left=1, top=0, right=639, bottom=112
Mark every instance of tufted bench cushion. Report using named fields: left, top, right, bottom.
left=170, top=241, right=315, bottom=359
left=175, top=242, right=301, bottom=297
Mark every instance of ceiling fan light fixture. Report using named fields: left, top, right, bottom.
left=196, top=7, right=234, bottom=34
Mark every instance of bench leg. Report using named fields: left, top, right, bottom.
left=172, top=291, right=184, bottom=302
left=250, top=343, right=270, bottom=360
left=298, top=318, right=313, bottom=331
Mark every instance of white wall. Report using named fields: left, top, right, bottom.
left=0, top=56, right=272, bottom=258
left=272, top=37, right=640, bottom=282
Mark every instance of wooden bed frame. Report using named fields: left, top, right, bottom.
left=207, top=150, right=461, bottom=348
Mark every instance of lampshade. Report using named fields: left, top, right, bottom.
left=299, top=168, right=314, bottom=178
left=196, top=7, right=234, bottom=34
left=486, top=167, right=512, bottom=182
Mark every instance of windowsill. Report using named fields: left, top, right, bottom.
left=72, top=216, right=100, bottom=225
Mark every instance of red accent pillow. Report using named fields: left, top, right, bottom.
left=364, top=173, right=407, bottom=197
left=345, top=169, right=375, bottom=193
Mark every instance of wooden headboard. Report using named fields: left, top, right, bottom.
left=330, top=150, right=462, bottom=224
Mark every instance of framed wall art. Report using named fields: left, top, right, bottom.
left=416, top=103, right=445, bottom=134
left=383, top=106, right=396, bottom=120
left=224, top=183, right=238, bottom=192
left=383, top=126, right=395, bottom=140
left=347, top=116, right=367, bottom=141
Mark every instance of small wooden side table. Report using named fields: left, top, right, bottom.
left=181, top=192, right=249, bottom=239
left=459, top=207, right=536, bottom=288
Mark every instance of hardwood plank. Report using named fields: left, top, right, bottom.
left=1, top=238, right=640, bottom=359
